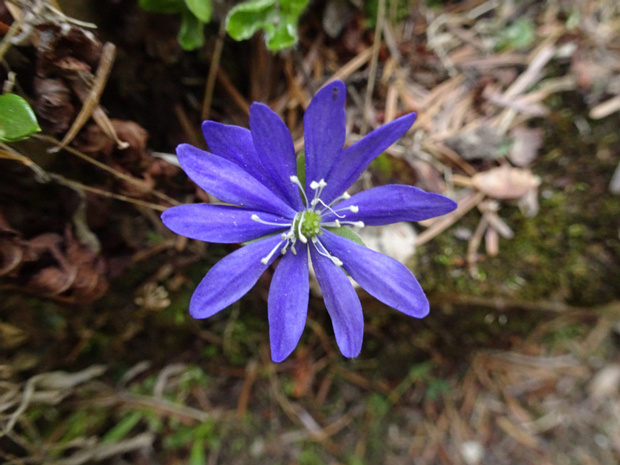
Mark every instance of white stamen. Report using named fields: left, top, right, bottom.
left=290, top=175, right=310, bottom=207
left=315, top=198, right=346, bottom=218
left=322, top=220, right=365, bottom=229
left=328, top=191, right=351, bottom=206
left=331, top=204, right=359, bottom=215
left=297, top=211, right=308, bottom=243
left=312, top=237, right=343, bottom=267
left=261, top=239, right=285, bottom=265
left=251, top=214, right=291, bottom=227
left=310, top=179, right=327, bottom=191
left=308, top=179, right=328, bottom=211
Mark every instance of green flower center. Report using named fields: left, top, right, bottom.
left=294, top=210, right=322, bottom=239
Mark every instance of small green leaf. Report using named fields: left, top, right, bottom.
left=325, top=226, right=366, bottom=247
left=189, top=439, right=207, bottom=465
left=496, top=18, right=536, bottom=51
left=226, top=0, right=275, bottom=41
left=102, top=411, right=143, bottom=442
left=178, top=8, right=206, bottom=50
left=0, top=93, right=41, bottom=142
left=296, top=152, right=306, bottom=188
left=138, top=0, right=185, bottom=14
left=185, top=0, right=212, bottom=22
left=226, top=0, right=309, bottom=51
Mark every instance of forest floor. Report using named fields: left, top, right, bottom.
left=1, top=0, right=620, bottom=464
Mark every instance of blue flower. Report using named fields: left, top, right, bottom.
left=162, top=81, right=457, bottom=362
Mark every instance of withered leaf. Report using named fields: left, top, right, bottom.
left=472, top=165, right=540, bottom=200
left=28, top=265, right=77, bottom=296
left=33, top=77, right=76, bottom=134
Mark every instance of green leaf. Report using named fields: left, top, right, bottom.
left=102, top=411, right=143, bottom=442
left=185, top=0, right=212, bottom=22
left=296, top=152, right=306, bottom=189
left=325, top=225, right=366, bottom=247
left=226, top=0, right=309, bottom=51
left=178, top=8, right=206, bottom=50
left=226, top=0, right=275, bottom=41
left=0, top=93, right=41, bottom=142
left=138, top=0, right=185, bottom=14
left=189, top=439, right=207, bottom=465
left=496, top=18, right=536, bottom=51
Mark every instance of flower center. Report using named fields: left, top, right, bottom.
left=252, top=177, right=365, bottom=266
left=294, top=210, right=321, bottom=239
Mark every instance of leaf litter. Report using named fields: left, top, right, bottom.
left=0, top=0, right=619, bottom=463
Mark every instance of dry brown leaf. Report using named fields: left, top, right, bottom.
left=471, top=165, right=540, bottom=200
left=509, top=126, right=543, bottom=167
left=0, top=235, right=23, bottom=276
left=444, top=125, right=505, bottom=161
left=33, top=77, right=76, bottom=133
left=0, top=322, right=27, bottom=349
left=589, top=365, right=620, bottom=400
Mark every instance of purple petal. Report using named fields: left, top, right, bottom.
left=201, top=121, right=269, bottom=184
left=323, top=185, right=457, bottom=225
left=162, top=204, right=290, bottom=243
left=190, top=235, right=283, bottom=319
left=268, top=244, right=309, bottom=362
left=310, top=242, right=364, bottom=358
left=177, top=143, right=297, bottom=218
left=250, top=103, right=304, bottom=210
left=322, top=112, right=417, bottom=203
left=304, top=81, right=346, bottom=191
left=320, top=231, right=429, bottom=318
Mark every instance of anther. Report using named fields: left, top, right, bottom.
left=251, top=214, right=291, bottom=227
left=297, top=211, right=308, bottom=243
left=261, top=239, right=285, bottom=265
left=309, top=179, right=327, bottom=208
left=312, top=237, right=343, bottom=267
left=342, top=220, right=365, bottom=228
left=290, top=176, right=309, bottom=206
left=328, top=191, right=351, bottom=206
left=314, top=198, right=345, bottom=217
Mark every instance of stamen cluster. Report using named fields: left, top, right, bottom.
left=252, top=175, right=363, bottom=267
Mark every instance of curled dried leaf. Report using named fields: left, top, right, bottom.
left=36, top=24, right=102, bottom=76
left=28, top=265, right=77, bottom=296
left=509, top=126, right=543, bottom=167
left=472, top=165, right=540, bottom=200
left=0, top=237, right=24, bottom=276
left=33, top=77, right=76, bottom=134
left=444, top=125, right=505, bottom=161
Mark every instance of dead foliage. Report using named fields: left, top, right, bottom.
left=0, top=0, right=619, bottom=464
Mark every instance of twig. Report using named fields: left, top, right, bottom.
left=0, top=142, right=50, bottom=181
left=201, top=21, right=226, bottom=122
left=360, top=0, right=386, bottom=135
left=0, top=12, right=23, bottom=61
left=49, top=43, right=121, bottom=152
left=415, top=191, right=485, bottom=246
left=327, top=47, right=373, bottom=84
left=51, top=175, right=168, bottom=211
left=216, top=68, right=251, bottom=115
left=35, top=134, right=179, bottom=206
